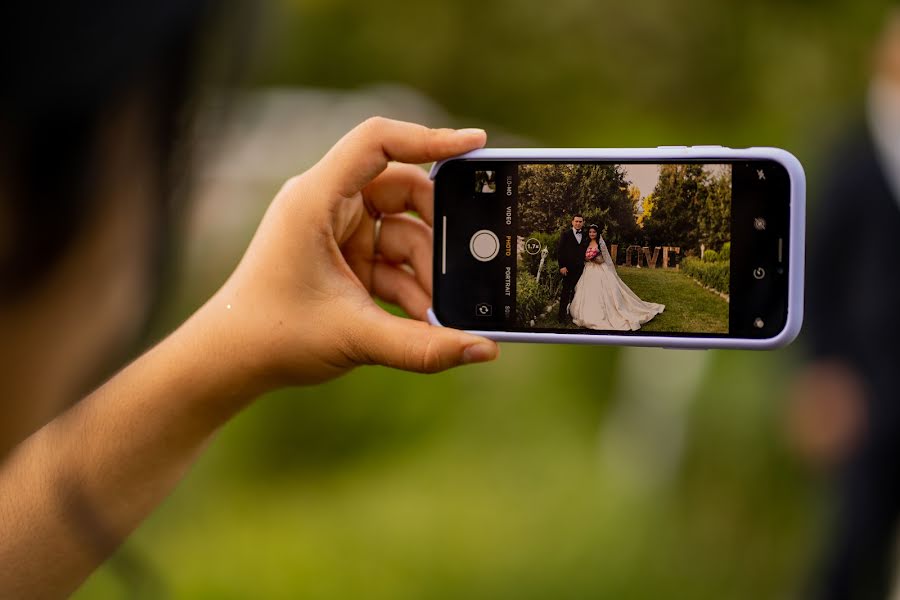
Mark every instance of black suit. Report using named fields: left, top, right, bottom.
left=557, top=228, right=588, bottom=321
left=806, top=123, right=900, bottom=600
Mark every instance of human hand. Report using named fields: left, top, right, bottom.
left=560, top=267, right=568, bottom=276
left=202, top=118, right=499, bottom=390
left=785, top=360, right=866, bottom=469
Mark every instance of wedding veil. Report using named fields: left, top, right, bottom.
left=598, top=235, right=614, bottom=267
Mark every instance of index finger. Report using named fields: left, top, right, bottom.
left=312, top=117, right=486, bottom=199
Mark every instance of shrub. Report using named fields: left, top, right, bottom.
left=519, top=230, right=561, bottom=275
left=681, top=256, right=729, bottom=295
left=703, top=249, right=719, bottom=263
left=720, top=242, right=731, bottom=261
left=540, top=257, right=561, bottom=296
left=516, top=269, right=552, bottom=324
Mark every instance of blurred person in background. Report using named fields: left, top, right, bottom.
left=0, top=2, right=498, bottom=597
left=789, top=9, right=900, bottom=600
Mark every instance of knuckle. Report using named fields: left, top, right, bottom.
left=279, top=173, right=306, bottom=195
left=422, top=129, right=444, bottom=162
left=412, top=166, right=433, bottom=189
left=277, top=174, right=298, bottom=195
left=360, top=115, right=388, bottom=136
left=342, top=321, right=376, bottom=366
left=416, top=335, right=447, bottom=374
left=411, top=218, right=432, bottom=245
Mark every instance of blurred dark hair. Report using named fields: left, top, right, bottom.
left=0, top=2, right=253, bottom=591
left=0, top=1, right=245, bottom=302
left=572, top=213, right=583, bottom=219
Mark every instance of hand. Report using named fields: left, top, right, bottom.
left=560, top=267, right=568, bottom=276
left=204, top=118, right=499, bottom=389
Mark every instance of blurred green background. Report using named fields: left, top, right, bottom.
left=75, top=0, right=894, bottom=597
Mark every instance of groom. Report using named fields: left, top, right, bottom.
left=557, top=214, right=588, bottom=322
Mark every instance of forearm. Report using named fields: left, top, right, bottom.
left=0, top=301, right=264, bottom=598
left=0, top=119, right=498, bottom=598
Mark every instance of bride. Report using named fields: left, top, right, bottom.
left=569, top=225, right=665, bottom=331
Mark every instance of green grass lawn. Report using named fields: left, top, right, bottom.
left=537, top=267, right=728, bottom=333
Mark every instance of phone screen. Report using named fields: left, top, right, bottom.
left=433, top=159, right=791, bottom=339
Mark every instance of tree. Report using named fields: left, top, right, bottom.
left=698, top=169, right=731, bottom=251
left=517, top=164, right=640, bottom=246
left=637, top=192, right=654, bottom=228
left=642, top=164, right=708, bottom=254
left=628, top=184, right=642, bottom=219
left=517, top=164, right=571, bottom=235
left=640, top=165, right=732, bottom=254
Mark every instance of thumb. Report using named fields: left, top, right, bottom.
left=348, top=311, right=499, bottom=374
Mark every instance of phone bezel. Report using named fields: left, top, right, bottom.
left=429, top=147, right=805, bottom=350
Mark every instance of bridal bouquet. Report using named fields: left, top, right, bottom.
left=585, top=246, right=603, bottom=263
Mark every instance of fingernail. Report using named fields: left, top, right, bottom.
left=462, top=342, right=497, bottom=364
left=455, top=128, right=486, bottom=137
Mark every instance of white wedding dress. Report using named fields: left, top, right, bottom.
left=569, top=237, right=665, bottom=331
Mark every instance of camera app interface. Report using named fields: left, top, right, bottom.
left=436, top=160, right=787, bottom=336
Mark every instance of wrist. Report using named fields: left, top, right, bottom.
left=169, top=296, right=276, bottom=416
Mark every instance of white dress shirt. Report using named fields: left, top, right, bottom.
left=573, top=228, right=582, bottom=243
left=867, top=76, right=900, bottom=211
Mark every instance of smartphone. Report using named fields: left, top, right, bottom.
left=429, top=147, right=805, bottom=350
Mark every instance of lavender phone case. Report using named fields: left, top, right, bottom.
left=427, top=147, right=805, bottom=350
